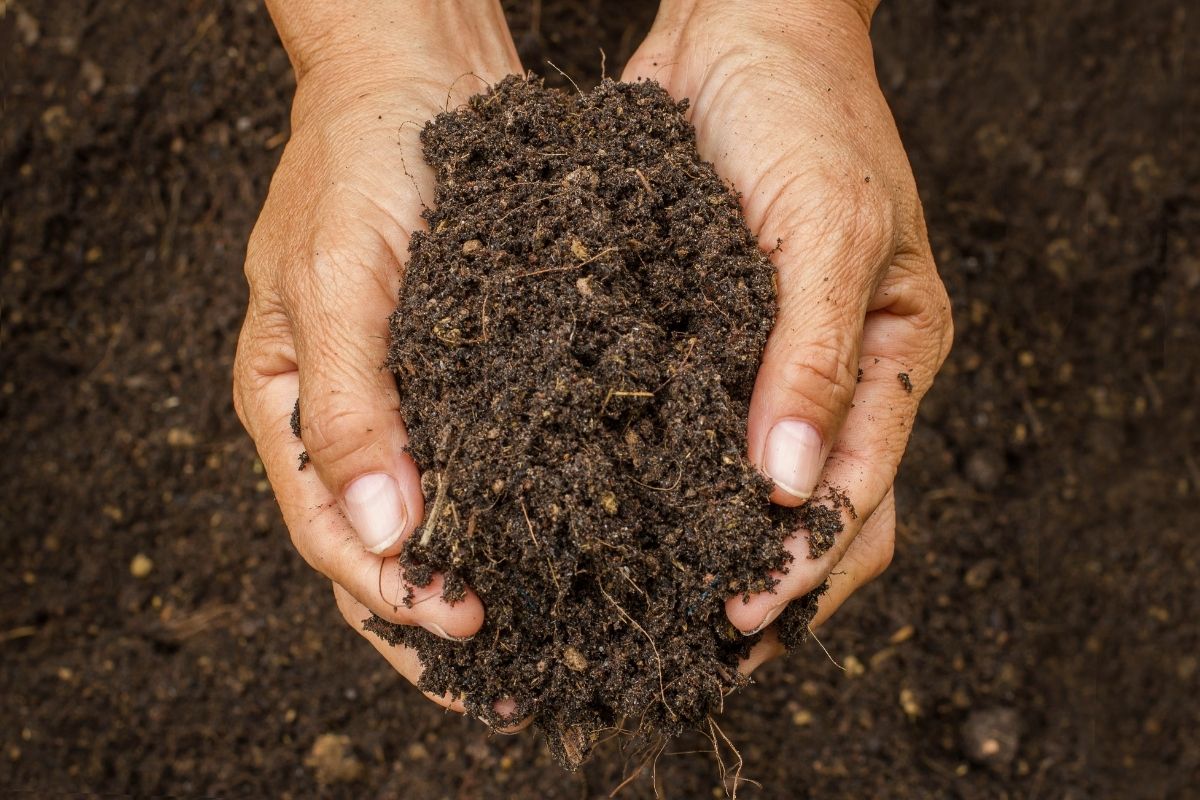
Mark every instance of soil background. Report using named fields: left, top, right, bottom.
left=2, top=1, right=1197, bottom=798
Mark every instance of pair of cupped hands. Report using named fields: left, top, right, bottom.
left=234, top=0, right=951, bottom=722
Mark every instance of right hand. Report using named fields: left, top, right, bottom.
left=233, top=2, right=522, bottom=714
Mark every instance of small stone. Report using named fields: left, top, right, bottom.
left=462, top=239, right=482, bottom=254
left=966, top=449, right=1005, bottom=491
left=964, top=558, right=998, bottom=590
left=563, top=166, right=599, bottom=190
left=575, top=276, right=593, bottom=296
left=791, top=709, right=814, bottom=726
left=167, top=427, right=197, bottom=447
left=843, top=655, right=865, bottom=678
left=1044, top=237, right=1076, bottom=282
left=899, top=688, right=921, bottom=718
left=15, top=8, right=39, bottom=46
left=129, top=553, right=154, bottom=578
left=80, top=59, right=105, bottom=95
left=962, top=707, right=1020, bottom=768
left=600, top=491, right=619, bottom=515
left=1129, top=153, right=1162, bottom=194
left=888, top=625, right=915, bottom=645
left=41, top=105, right=71, bottom=143
left=563, top=646, right=588, bottom=671
left=306, top=733, right=363, bottom=784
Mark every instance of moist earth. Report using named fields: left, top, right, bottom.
left=2, top=1, right=1197, bottom=797
left=361, top=76, right=838, bottom=767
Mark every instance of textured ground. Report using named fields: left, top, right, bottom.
left=2, top=1, right=1197, bottom=797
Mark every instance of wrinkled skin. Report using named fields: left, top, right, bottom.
left=233, top=0, right=951, bottom=717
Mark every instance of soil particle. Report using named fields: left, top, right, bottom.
left=305, top=733, right=364, bottom=785
left=962, top=707, right=1021, bottom=768
left=365, top=75, right=839, bottom=767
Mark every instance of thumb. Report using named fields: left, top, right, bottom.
left=747, top=183, right=893, bottom=506
left=287, top=226, right=423, bottom=556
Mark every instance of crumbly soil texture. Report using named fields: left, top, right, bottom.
left=365, top=76, right=837, bottom=767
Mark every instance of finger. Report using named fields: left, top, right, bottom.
left=811, top=488, right=895, bottom=628
left=332, top=582, right=467, bottom=714
left=738, top=627, right=786, bottom=677
left=744, top=176, right=896, bottom=506
left=728, top=265, right=947, bottom=632
left=283, top=221, right=423, bottom=557
left=335, top=583, right=532, bottom=732
left=735, top=492, right=894, bottom=676
left=238, top=349, right=484, bottom=639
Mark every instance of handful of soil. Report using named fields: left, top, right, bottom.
left=366, top=76, right=837, bottom=768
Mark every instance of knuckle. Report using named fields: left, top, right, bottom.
left=757, top=159, right=896, bottom=275
left=934, top=283, right=955, bottom=363
left=871, top=525, right=896, bottom=577
left=838, top=181, right=895, bottom=256
left=772, top=334, right=858, bottom=422
left=301, top=400, right=382, bottom=482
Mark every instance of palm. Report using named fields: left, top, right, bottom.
left=620, top=12, right=951, bottom=650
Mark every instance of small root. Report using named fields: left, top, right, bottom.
left=599, top=585, right=672, bottom=718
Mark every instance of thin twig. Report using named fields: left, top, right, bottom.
left=519, top=499, right=540, bottom=547
left=807, top=626, right=846, bottom=671
left=546, top=59, right=582, bottom=95
left=599, top=585, right=672, bottom=716
left=510, top=246, right=619, bottom=279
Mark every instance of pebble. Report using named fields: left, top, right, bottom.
left=305, top=733, right=363, bottom=784
left=964, top=558, right=998, bottom=590
left=966, top=449, right=1005, bottom=491
left=962, top=707, right=1021, bottom=768
left=563, top=646, right=588, bottom=671
left=129, top=553, right=153, bottom=578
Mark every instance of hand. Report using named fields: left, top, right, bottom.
left=233, top=1, right=522, bottom=713
left=623, top=0, right=953, bottom=664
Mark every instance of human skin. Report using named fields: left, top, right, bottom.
left=233, top=0, right=951, bottom=712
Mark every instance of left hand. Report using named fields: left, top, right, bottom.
left=623, top=0, right=953, bottom=667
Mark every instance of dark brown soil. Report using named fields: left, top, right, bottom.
left=2, top=1, right=1198, bottom=798
left=362, top=76, right=828, bottom=764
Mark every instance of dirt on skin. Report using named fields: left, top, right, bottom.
left=357, top=75, right=837, bottom=767
left=2, top=0, right=1198, bottom=798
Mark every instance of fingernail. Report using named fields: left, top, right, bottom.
left=420, top=621, right=472, bottom=642
left=763, top=420, right=823, bottom=500
left=419, top=621, right=451, bottom=639
left=343, top=473, right=406, bottom=554
left=747, top=603, right=786, bottom=636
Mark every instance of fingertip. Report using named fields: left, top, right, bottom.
left=408, top=578, right=485, bottom=639
left=424, top=690, right=468, bottom=715
left=768, top=485, right=809, bottom=508
left=738, top=628, right=785, bottom=676
left=343, top=472, right=409, bottom=555
left=491, top=698, right=532, bottom=734
left=761, top=418, right=824, bottom=504
left=725, top=592, right=780, bottom=635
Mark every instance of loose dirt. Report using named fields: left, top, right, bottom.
left=362, top=76, right=833, bottom=767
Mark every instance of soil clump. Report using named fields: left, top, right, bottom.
left=365, top=76, right=837, bottom=767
